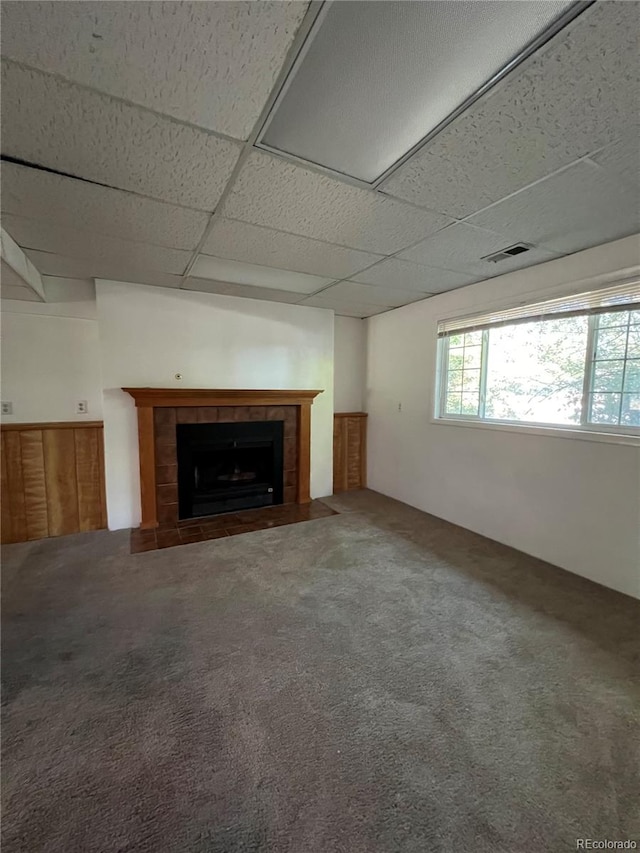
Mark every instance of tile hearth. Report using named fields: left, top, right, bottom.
left=130, top=499, right=338, bottom=553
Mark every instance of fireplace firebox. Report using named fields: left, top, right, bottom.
left=177, top=421, right=284, bottom=520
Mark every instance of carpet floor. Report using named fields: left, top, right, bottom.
left=2, top=490, right=639, bottom=853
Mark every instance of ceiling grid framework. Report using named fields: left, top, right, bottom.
left=0, top=0, right=638, bottom=318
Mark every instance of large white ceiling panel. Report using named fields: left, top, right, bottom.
left=0, top=1, right=308, bottom=140
left=190, top=254, right=333, bottom=294
left=1, top=164, right=208, bottom=250
left=3, top=215, right=191, bottom=275
left=261, top=0, right=570, bottom=182
left=202, top=218, right=383, bottom=280
left=397, top=223, right=558, bottom=277
left=1, top=62, right=241, bottom=210
left=223, top=151, right=452, bottom=254
left=184, top=277, right=303, bottom=305
left=382, top=2, right=639, bottom=217
left=23, top=249, right=184, bottom=289
left=467, top=161, right=640, bottom=256
left=351, top=257, right=479, bottom=293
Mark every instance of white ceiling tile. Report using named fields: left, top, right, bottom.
left=351, top=257, right=479, bottom=293
left=299, top=292, right=390, bottom=318
left=590, top=136, right=640, bottom=189
left=23, top=250, right=184, bottom=289
left=42, top=277, right=96, bottom=303
left=397, top=223, right=558, bottom=277
left=222, top=150, right=453, bottom=254
left=0, top=1, right=308, bottom=140
left=202, top=218, right=383, bottom=280
left=466, top=161, right=640, bottom=256
left=382, top=1, right=639, bottom=217
left=3, top=215, right=190, bottom=275
left=184, top=277, right=303, bottom=304
left=1, top=163, right=208, bottom=250
left=1, top=62, right=242, bottom=210
left=319, top=281, right=428, bottom=308
left=191, top=254, right=333, bottom=294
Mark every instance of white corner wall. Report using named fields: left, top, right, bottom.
left=1, top=299, right=102, bottom=423
left=95, top=281, right=335, bottom=530
left=366, top=235, right=640, bottom=599
left=334, top=315, right=367, bottom=412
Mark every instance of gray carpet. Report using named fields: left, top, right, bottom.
left=2, top=490, right=639, bottom=853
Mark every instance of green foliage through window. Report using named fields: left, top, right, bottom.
left=439, top=309, right=640, bottom=430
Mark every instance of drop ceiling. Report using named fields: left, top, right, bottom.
left=0, top=0, right=638, bottom=318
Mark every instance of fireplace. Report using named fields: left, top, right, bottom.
left=177, top=421, right=284, bottom=519
left=122, top=388, right=322, bottom=529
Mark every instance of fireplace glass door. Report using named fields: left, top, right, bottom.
left=177, top=421, right=284, bottom=519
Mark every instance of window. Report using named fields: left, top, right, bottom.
left=437, top=282, right=640, bottom=433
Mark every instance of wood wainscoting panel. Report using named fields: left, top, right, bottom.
left=74, top=428, right=104, bottom=533
left=2, top=431, right=27, bottom=542
left=333, top=413, right=368, bottom=493
left=1, top=422, right=107, bottom=543
left=20, top=430, right=49, bottom=541
left=43, top=429, right=80, bottom=536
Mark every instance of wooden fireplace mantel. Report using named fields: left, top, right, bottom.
left=123, top=388, right=323, bottom=529
left=123, top=388, right=323, bottom=408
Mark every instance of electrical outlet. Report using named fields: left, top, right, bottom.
left=1, top=401, right=13, bottom=415
left=76, top=400, right=88, bottom=414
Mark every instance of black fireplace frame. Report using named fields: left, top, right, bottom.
left=176, top=420, right=284, bottom=520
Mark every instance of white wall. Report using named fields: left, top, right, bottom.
left=1, top=291, right=102, bottom=423
left=366, top=235, right=640, bottom=599
left=95, top=280, right=335, bottom=530
left=334, top=315, right=367, bottom=412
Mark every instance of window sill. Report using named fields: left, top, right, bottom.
left=430, top=416, right=640, bottom=446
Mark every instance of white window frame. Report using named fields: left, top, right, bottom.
left=434, top=303, right=640, bottom=444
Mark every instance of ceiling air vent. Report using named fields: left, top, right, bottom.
left=482, top=243, right=533, bottom=263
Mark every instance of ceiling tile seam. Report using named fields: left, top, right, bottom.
left=297, top=277, right=436, bottom=307
left=300, top=226, right=486, bottom=293
left=580, top=154, right=640, bottom=191
left=0, top=155, right=223, bottom=217
left=200, top=221, right=484, bottom=300
left=195, top=248, right=359, bottom=284
left=220, top=216, right=386, bottom=258
left=252, top=140, right=460, bottom=220
left=454, top=154, right=605, bottom=224
left=371, top=0, right=597, bottom=192
left=179, top=1, right=330, bottom=287
left=0, top=57, right=246, bottom=147
left=4, top=218, right=201, bottom=258
left=183, top=140, right=460, bottom=280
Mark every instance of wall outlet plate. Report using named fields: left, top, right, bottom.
left=76, top=400, right=88, bottom=414
left=1, top=401, right=13, bottom=415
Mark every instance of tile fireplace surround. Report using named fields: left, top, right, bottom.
left=123, top=388, right=323, bottom=530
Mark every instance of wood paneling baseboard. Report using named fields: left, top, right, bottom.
left=1, top=422, right=107, bottom=543
left=333, top=412, right=367, bottom=493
